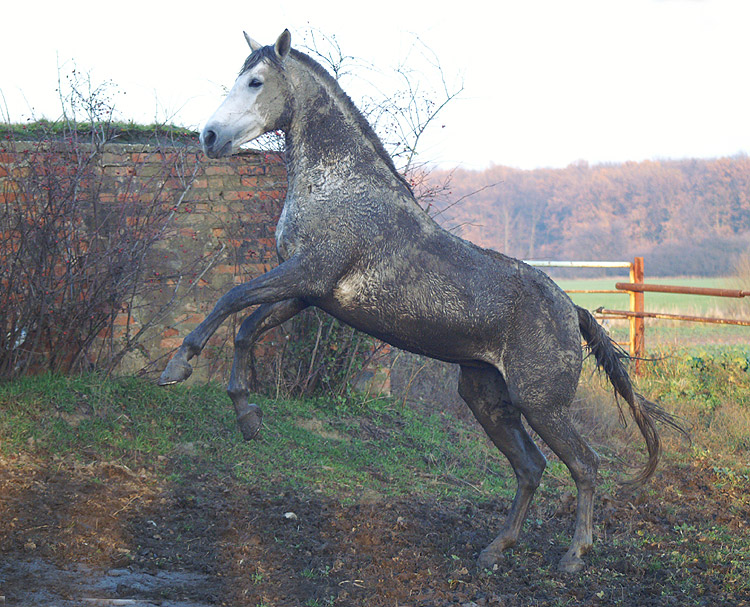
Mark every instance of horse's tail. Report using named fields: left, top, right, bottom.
left=576, top=305, right=686, bottom=484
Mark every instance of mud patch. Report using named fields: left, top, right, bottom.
left=0, top=453, right=748, bottom=606
left=0, top=559, right=214, bottom=606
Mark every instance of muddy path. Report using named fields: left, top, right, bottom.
left=1, top=452, right=748, bottom=606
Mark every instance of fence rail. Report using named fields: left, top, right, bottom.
left=595, top=308, right=750, bottom=327
left=615, top=282, right=750, bottom=298
left=527, top=257, right=750, bottom=374
left=525, top=260, right=633, bottom=268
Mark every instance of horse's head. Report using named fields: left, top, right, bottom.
left=201, top=29, right=293, bottom=159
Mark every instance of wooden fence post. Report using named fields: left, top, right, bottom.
left=629, top=256, right=645, bottom=374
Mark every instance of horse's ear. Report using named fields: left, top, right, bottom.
left=243, top=31, right=263, bottom=52
left=274, top=29, right=292, bottom=60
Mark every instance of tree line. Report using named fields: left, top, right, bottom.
left=427, top=155, right=750, bottom=276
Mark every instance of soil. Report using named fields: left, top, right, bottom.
left=1, top=452, right=748, bottom=607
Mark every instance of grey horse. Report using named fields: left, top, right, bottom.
left=160, top=29, right=682, bottom=573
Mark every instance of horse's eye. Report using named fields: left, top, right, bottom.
left=248, top=78, right=263, bottom=89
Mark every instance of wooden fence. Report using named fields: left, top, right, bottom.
left=527, top=257, right=750, bottom=374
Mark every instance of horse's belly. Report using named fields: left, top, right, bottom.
left=330, top=307, right=484, bottom=364
left=320, top=277, right=498, bottom=364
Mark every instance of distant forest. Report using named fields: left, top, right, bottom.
left=426, top=155, right=750, bottom=276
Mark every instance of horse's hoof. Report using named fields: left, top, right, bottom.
left=158, top=356, right=193, bottom=385
left=237, top=404, right=263, bottom=441
left=558, top=554, right=585, bottom=574
left=476, top=547, right=501, bottom=570
left=476, top=534, right=515, bottom=570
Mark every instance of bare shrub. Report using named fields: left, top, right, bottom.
left=0, top=70, right=207, bottom=379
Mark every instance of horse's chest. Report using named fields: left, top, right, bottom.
left=275, top=204, right=299, bottom=260
left=275, top=195, right=335, bottom=260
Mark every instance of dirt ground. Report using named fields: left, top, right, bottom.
left=1, top=451, right=748, bottom=607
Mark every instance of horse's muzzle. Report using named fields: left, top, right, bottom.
left=200, top=128, right=232, bottom=158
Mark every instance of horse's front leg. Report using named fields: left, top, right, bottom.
left=159, top=256, right=315, bottom=385
left=227, top=298, right=307, bottom=440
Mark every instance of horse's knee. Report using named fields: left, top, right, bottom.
left=233, top=332, right=253, bottom=352
left=181, top=332, right=204, bottom=357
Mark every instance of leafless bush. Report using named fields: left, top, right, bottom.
left=258, top=308, right=384, bottom=400
left=0, top=69, right=208, bottom=379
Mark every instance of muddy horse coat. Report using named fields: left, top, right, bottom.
left=160, top=29, right=682, bottom=573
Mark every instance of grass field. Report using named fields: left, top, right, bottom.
left=553, top=275, right=750, bottom=347
left=0, top=373, right=515, bottom=502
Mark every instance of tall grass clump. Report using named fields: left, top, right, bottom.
left=569, top=345, right=750, bottom=480
left=641, top=347, right=750, bottom=443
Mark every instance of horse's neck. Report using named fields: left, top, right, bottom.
left=284, top=61, right=408, bottom=199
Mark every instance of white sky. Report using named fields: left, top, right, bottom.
left=1, top=0, right=748, bottom=170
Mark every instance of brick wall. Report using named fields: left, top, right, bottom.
left=143, top=145, right=288, bottom=380
left=0, top=140, right=287, bottom=381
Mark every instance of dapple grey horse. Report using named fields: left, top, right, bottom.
left=160, top=29, right=683, bottom=573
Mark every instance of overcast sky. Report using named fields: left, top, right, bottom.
left=2, top=0, right=748, bottom=170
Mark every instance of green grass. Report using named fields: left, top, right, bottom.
left=1, top=120, right=199, bottom=144
left=3, top=355, right=748, bottom=492
left=0, top=373, right=514, bottom=502
left=636, top=345, right=750, bottom=461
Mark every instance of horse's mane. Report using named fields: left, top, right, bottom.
left=240, top=45, right=413, bottom=196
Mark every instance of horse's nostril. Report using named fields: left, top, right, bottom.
left=203, top=129, right=217, bottom=147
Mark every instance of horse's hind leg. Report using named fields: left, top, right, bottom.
left=520, top=397, right=600, bottom=573
left=458, top=365, right=547, bottom=569
left=227, top=299, right=307, bottom=440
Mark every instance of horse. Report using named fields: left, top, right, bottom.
left=159, top=29, right=683, bottom=573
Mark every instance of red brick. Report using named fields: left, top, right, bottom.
left=214, top=264, right=236, bottom=274
left=218, top=190, right=242, bottom=201
left=204, top=165, right=235, bottom=176
left=160, top=337, right=182, bottom=350
left=175, top=313, right=206, bottom=324
left=130, top=152, right=153, bottom=163
left=113, top=313, right=137, bottom=326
